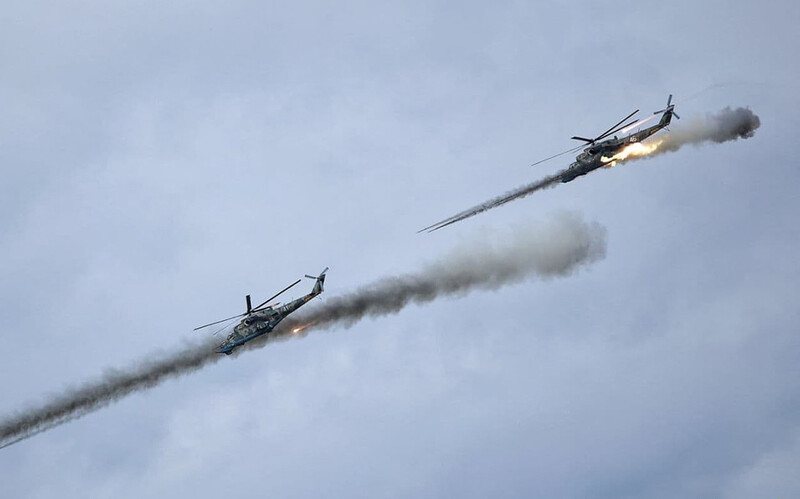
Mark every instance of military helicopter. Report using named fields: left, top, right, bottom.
left=559, top=94, right=679, bottom=183
left=417, top=94, right=680, bottom=233
left=194, top=268, right=328, bottom=354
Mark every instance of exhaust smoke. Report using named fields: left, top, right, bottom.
left=421, top=106, right=761, bottom=232
left=0, top=214, right=606, bottom=450
left=625, top=106, right=760, bottom=160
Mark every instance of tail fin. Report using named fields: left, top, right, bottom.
left=305, top=267, right=328, bottom=295
left=654, top=94, right=680, bottom=126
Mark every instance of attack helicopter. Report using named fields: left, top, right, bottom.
left=417, top=94, right=681, bottom=233
left=194, top=268, right=328, bottom=354
left=559, top=94, right=679, bottom=182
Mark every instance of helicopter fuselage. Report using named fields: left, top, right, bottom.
left=561, top=107, right=674, bottom=183
left=216, top=281, right=323, bottom=355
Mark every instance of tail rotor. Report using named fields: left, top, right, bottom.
left=305, top=267, right=329, bottom=295
left=653, top=94, right=680, bottom=120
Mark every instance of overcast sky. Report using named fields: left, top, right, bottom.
left=1, top=1, right=799, bottom=497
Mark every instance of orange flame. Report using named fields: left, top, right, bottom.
left=291, top=321, right=316, bottom=334
left=601, top=139, right=662, bottom=167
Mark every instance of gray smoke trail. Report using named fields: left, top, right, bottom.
left=419, top=172, right=563, bottom=233
left=279, top=212, right=605, bottom=335
left=632, top=106, right=760, bottom=159
left=420, top=106, right=760, bottom=232
left=0, top=213, right=606, bottom=450
left=0, top=342, right=219, bottom=450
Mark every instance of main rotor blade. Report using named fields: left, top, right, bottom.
left=619, top=114, right=658, bottom=134
left=530, top=144, right=586, bottom=167
left=595, top=118, right=641, bottom=142
left=570, top=136, right=595, bottom=143
left=253, top=279, right=301, bottom=311
left=194, top=312, right=248, bottom=331
left=594, top=109, right=639, bottom=142
left=211, top=319, right=237, bottom=336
